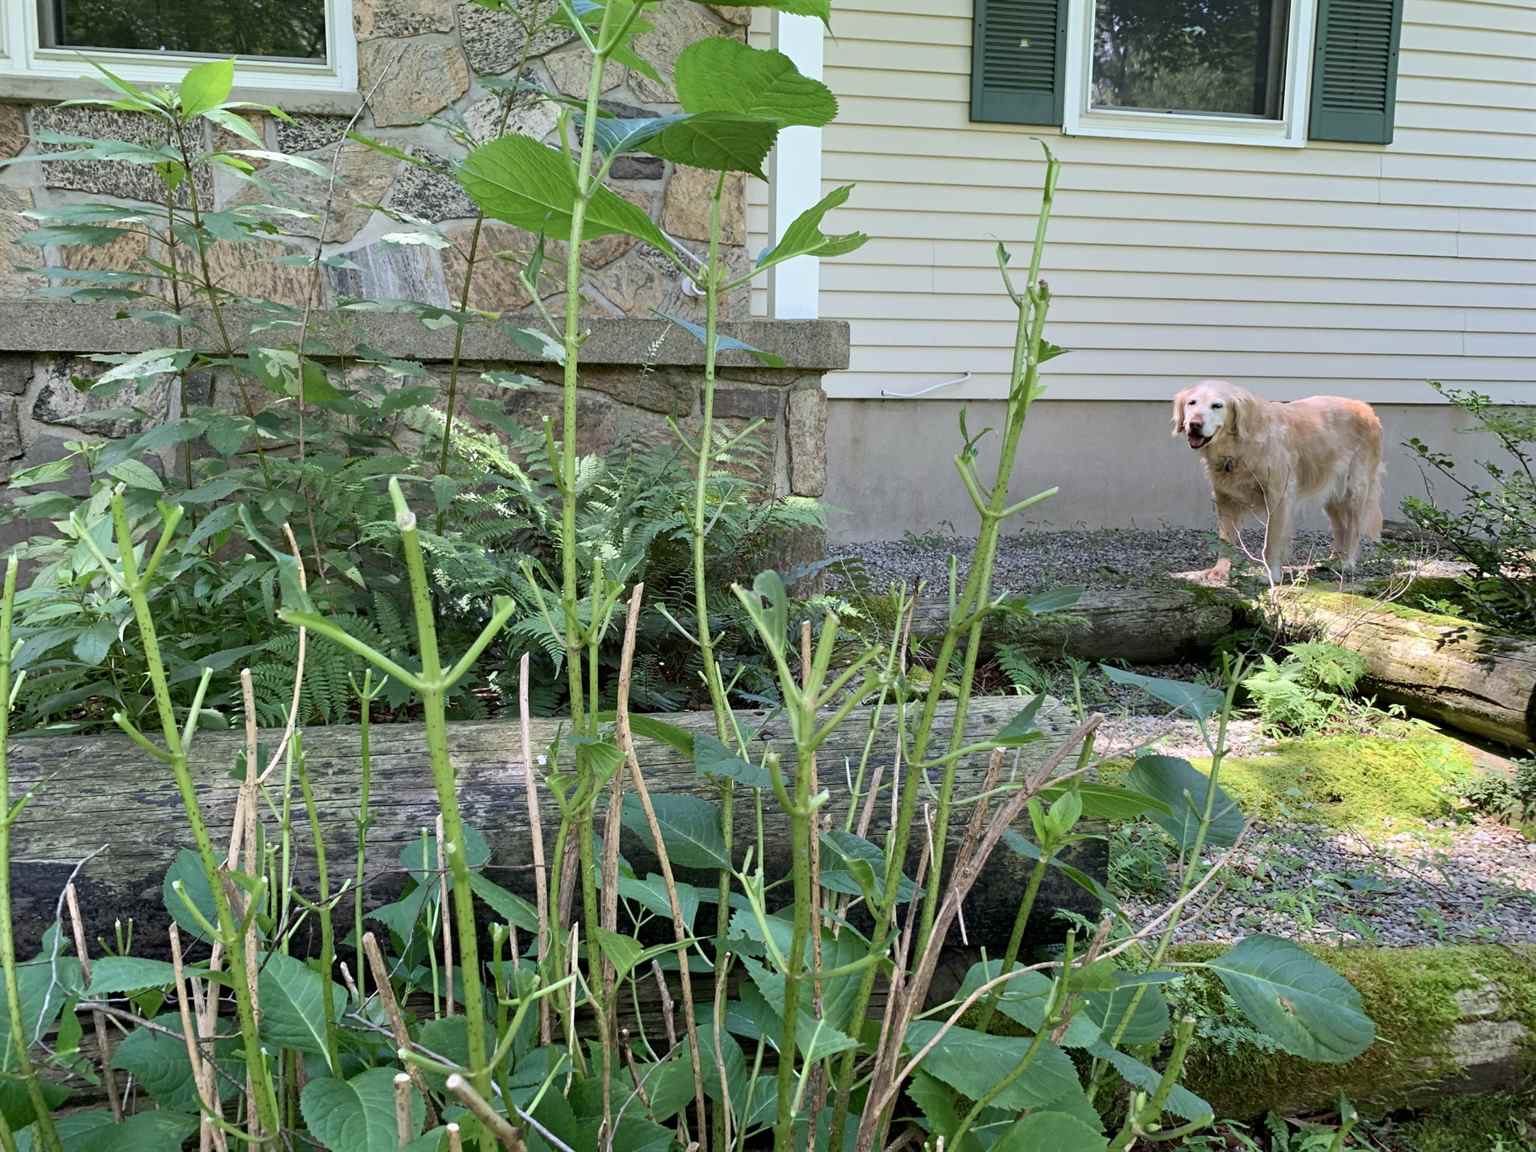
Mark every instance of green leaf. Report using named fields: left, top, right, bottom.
left=111, top=1012, right=237, bottom=1113
left=652, top=310, right=786, bottom=368
left=616, top=873, right=708, bottom=931
left=258, top=952, right=345, bottom=1057
left=620, top=793, right=728, bottom=870
left=162, top=848, right=218, bottom=943
left=627, top=715, right=695, bottom=756
left=902, top=1021, right=1079, bottom=1112
left=754, top=185, right=867, bottom=272
left=468, top=872, right=541, bottom=934
left=180, top=57, right=235, bottom=119
left=106, top=459, right=162, bottom=492
left=995, top=692, right=1047, bottom=746
left=1080, top=977, right=1170, bottom=1048
left=1013, top=586, right=1085, bottom=616
left=17, top=1108, right=198, bottom=1152
left=956, top=960, right=1100, bottom=1048
left=674, top=38, right=836, bottom=127
left=993, top=1111, right=1108, bottom=1152
left=302, top=1068, right=425, bottom=1151
left=1101, top=665, right=1224, bottom=720
left=740, top=956, right=857, bottom=1063
left=819, top=828, right=914, bottom=905
left=459, top=135, right=672, bottom=253
left=1039, top=782, right=1172, bottom=822
left=85, top=956, right=176, bottom=997
left=595, top=928, right=694, bottom=987
left=1125, top=755, right=1245, bottom=849
left=1087, top=1042, right=1212, bottom=1125
left=0, top=1078, right=69, bottom=1133
left=72, top=619, right=117, bottom=667
left=694, top=732, right=771, bottom=790
left=692, top=0, right=830, bottom=20
left=1205, top=935, right=1376, bottom=1063
left=399, top=824, right=492, bottom=878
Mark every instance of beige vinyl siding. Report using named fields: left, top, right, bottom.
left=747, top=0, right=1536, bottom=402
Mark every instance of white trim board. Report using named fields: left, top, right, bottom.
left=0, top=0, right=357, bottom=94
left=767, top=12, right=823, bottom=319
left=823, top=376, right=1529, bottom=405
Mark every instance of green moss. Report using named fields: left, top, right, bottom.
left=1101, top=729, right=1474, bottom=838
left=1170, top=944, right=1536, bottom=1120
left=1391, top=1092, right=1536, bottom=1152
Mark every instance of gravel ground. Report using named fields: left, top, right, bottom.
left=829, top=526, right=1449, bottom=595
left=1122, top=817, right=1536, bottom=947
left=1092, top=715, right=1536, bottom=947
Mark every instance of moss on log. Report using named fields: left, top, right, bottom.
left=4, top=697, right=1101, bottom=955
left=1271, top=586, right=1536, bottom=750
left=1174, top=943, right=1536, bottom=1118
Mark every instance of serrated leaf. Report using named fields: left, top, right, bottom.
left=755, top=185, right=867, bottom=272
left=621, top=793, right=728, bottom=870
left=16, top=1108, right=198, bottom=1152
left=85, top=956, right=175, bottom=996
left=1205, top=935, right=1376, bottom=1063
left=902, top=1021, right=1079, bottom=1112
left=460, top=135, right=672, bottom=253
left=1080, top=977, right=1170, bottom=1047
left=399, top=824, right=491, bottom=878
left=106, top=459, right=162, bottom=491
left=995, top=691, right=1046, bottom=746
left=694, top=732, right=771, bottom=789
left=468, top=872, right=540, bottom=934
left=162, top=848, right=218, bottom=943
left=956, top=960, right=1100, bottom=1047
left=301, top=1068, right=425, bottom=1151
left=111, top=1012, right=237, bottom=1113
left=72, top=619, right=117, bottom=667
left=652, top=310, right=785, bottom=368
left=1087, top=1042, right=1212, bottom=1124
left=627, top=714, right=695, bottom=756
left=616, top=873, right=708, bottom=932
left=674, top=38, right=836, bottom=127
left=258, top=952, right=345, bottom=1058
left=180, top=57, right=234, bottom=119
left=1125, top=755, right=1245, bottom=849
left=993, top=1111, right=1108, bottom=1152
left=740, top=955, right=857, bottom=1063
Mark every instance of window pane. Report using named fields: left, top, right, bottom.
left=1091, top=0, right=1289, bottom=119
left=39, top=0, right=328, bottom=61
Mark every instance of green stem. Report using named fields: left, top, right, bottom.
left=1107, top=1016, right=1200, bottom=1152
left=773, top=740, right=816, bottom=1152
left=0, top=559, right=62, bottom=1152
left=109, top=494, right=280, bottom=1139
left=353, top=673, right=373, bottom=1004
left=295, top=735, right=341, bottom=1073
left=974, top=854, right=1049, bottom=1035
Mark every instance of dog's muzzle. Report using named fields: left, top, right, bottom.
left=1187, top=428, right=1212, bottom=449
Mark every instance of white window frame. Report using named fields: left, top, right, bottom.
left=1063, top=0, right=1316, bottom=148
left=0, top=0, right=357, bottom=94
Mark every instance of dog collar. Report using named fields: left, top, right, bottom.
left=1218, top=456, right=1236, bottom=473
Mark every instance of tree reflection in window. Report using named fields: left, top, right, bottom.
left=1091, top=0, right=1290, bottom=119
left=40, top=0, right=328, bottom=61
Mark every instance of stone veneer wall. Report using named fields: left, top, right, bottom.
left=0, top=0, right=752, bottom=318
left=0, top=306, right=848, bottom=542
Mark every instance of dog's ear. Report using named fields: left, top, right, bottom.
left=1171, top=388, right=1191, bottom=435
left=1226, top=389, right=1247, bottom=439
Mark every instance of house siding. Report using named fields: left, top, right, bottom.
left=748, top=0, right=1536, bottom=404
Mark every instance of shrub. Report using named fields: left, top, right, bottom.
left=1404, top=382, right=1536, bottom=633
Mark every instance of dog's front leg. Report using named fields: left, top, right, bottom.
left=1205, top=496, right=1243, bottom=584
left=1262, top=495, right=1293, bottom=584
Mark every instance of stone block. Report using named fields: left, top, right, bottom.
left=31, top=106, right=213, bottom=206
left=544, top=45, right=624, bottom=98
left=663, top=166, right=745, bottom=245
left=387, top=149, right=478, bottom=221
left=464, top=92, right=558, bottom=145
left=0, top=400, right=22, bottom=462
left=32, top=356, right=174, bottom=438
left=441, top=220, right=559, bottom=311
left=629, top=0, right=738, bottom=104
left=709, top=4, right=752, bottom=24
left=355, top=0, right=456, bottom=39
left=327, top=236, right=450, bottom=306
left=202, top=239, right=318, bottom=308
left=229, top=142, right=397, bottom=243
left=0, top=187, right=42, bottom=301
left=458, top=0, right=573, bottom=74
left=611, top=156, right=663, bottom=181
left=0, top=356, right=31, bottom=395
left=360, top=35, right=470, bottom=127
left=57, top=229, right=151, bottom=277
left=786, top=384, right=827, bottom=497
left=0, top=104, right=26, bottom=159
left=274, top=114, right=350, bottom=154
left=713, top=384, right=783, bottom=422
left=581, top=366, right=694, bottom=416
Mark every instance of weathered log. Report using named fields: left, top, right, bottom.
left=914, top=582, right=1242, bottom=664
left=5, top=697, right=1102, bottom=956
left=1271, top=587, right=1536, bottom=750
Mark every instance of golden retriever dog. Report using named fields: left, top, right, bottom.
left=1172, top=380, right=1383, bottom=584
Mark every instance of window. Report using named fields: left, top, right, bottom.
left=0, top=0, right=356, bottom=93
left=1067, top=0, right=1313, bottom=144
left=971, top=0, right=1404, bottom=147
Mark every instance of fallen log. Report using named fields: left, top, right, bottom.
left=914, top=582, right=1243, bottom=664
left=5, top=696, right=1102, bottom=955
left=1270, top=587, right=1536, bottom=751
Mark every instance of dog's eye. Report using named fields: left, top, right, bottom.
left=1210, top=402, right=1224, bottom=409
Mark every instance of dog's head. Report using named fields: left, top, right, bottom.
left=1171, top=380, right=1245, bottom=450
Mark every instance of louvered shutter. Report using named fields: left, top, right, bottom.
left=971, top=0, right=1067, bottom=125
left=1309, top=0, right=1405, bottom=144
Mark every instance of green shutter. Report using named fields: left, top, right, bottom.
left=971, top=0, right=1067, bottom=125
left=1309, top=0, right=1405, bottom=144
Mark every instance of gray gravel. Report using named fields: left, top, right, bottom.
left=828, top=527, right=1436, bottom=595
left=1124, top=817, right=1536, bottom=947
